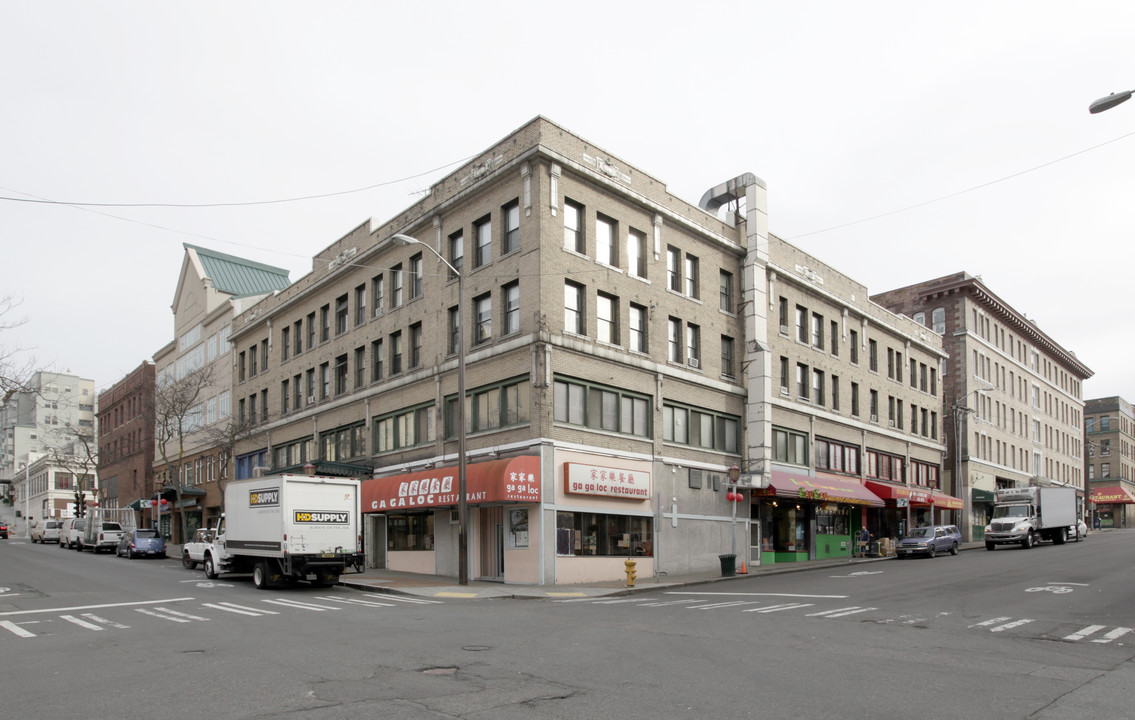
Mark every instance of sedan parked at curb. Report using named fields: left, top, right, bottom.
left=896, top=525, right=961, bottom=558
left=116, top=528, right=167, bottom=559
left=0, top=520, right=8, bottom=539
left=1069, top=518, right=1089, bottom=541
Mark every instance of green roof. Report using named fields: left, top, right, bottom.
left=186, top=244, right=291, bottom=298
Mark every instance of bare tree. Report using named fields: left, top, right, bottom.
left=154, top=364, right=214, bottom=543
left=197, top=411, right=265, bottom=514
left=46, top=419, right=99, bottom=517
left=0, top=295, right=35, bottom=395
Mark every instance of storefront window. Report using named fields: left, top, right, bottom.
left=761, top=503, right=809, bottom=553
left=555, top=511, right=652, bottom=557
left=509, top=508, right=530, bottom=548
left=387, top=513, right=433, bottom=551
left=816, top=507, right=849, bottom=536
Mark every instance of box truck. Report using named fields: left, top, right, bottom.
left=201, top=474, right=363, bottom=588
left=983, top=486, right=1077, bottom=550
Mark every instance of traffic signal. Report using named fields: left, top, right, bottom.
left=77, top=491, right=86, bottom=517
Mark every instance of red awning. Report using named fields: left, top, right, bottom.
left=1090, top=485, right=1135, bottom=504
left=762, top=471, right=883, bottom=507
left=361, top=456, right=540, bottom=512
left=864, top=481, right=960, bottom=508
left=931, top=491, right=964, bottom=510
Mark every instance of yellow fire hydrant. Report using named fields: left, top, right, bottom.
left=624, top=558, right=637, bottom=587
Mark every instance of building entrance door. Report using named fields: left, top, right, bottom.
left=478, top=506, right=504, bottom=581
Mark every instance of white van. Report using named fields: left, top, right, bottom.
left=59, top=517, right=87, bottom=549
left=29, top=518, right=63, bottom=544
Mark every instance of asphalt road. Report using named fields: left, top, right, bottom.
left=2, top=530, right=1132, bottom=719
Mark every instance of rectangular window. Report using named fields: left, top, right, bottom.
left=778, top=297, right=789, bottom=332
left=474, top=293, right=492, bottom=344
left=629, top=303, right=647, bottom=353
left=238, top=351, right=246, bottom=382
left=374, top=403, right=436, bottom=452
left=780, top=356, right=790, bottom=394
left=248, top=346, right=257, bottom=377
left=474, top=215, right=492, bottom=268
left=686, top=323, right=700, bottom=367
left=306, top=369, right=315, bottom=404
left=353, top=347, right=365, bottom=388
left=831, top=375, right=840, bottom=411
left=870, top=390, right=879, bottom=420
left=448, top=231, right=463, bottom=280
left=409, top=323, right=423, bottom=369
left=663, top=403, right=739, bottom=452
left=719, top=270, right=734, bottom=313
left=797, top=363, right=809, bottom=399
left=390, top=331, right=402, bottom=375
left=684, top=254, right=699, bottom=299
left=282, top=326, right=291, bottom=361
left=334, top=354, right=348, bottom=395
left=850, top=329, right=859, bottom=364
left=668, top=318, right=682, bottom=363
left=667, top=246, right=682, bottom=292
left=448, top=306, right=460, bottom=356
left=320, top=304, right=330, bottom=342
left=869, top=339, right=878, bottom=372
left=796, top=306, right=808, bottom=343
left=597, top=292, right=619, bottom=344
left=371, top=274, right=385, bottom=317
left=910, top=358, right=918, bottom=388
left=294, top=320, right=303, bottom=354
left=813, top=369, right=824, bottom=405
left=596, top=214, right=617, bottom=267
left=555, top=511, right=653, bottom=558
left=812, top=312, right=824, bottom=349
left=502, top=200, right=520, bottom=255
left=721, top=336, right=735, bottom=379
left=281, top=379, right=290, bottom=415
left=773, top=427, right=809, bottom=466
left=409, top=253, right=423, bottom=300
left=628, top=229, right=646, bottom=278
left=371, top=339, right=383, bottom=382
left=391, top=264, right=403, bottom=308
left=565, top=281, right=585, bottom=335
left=503, top=281, right=520, bottom=335
left=320, top=362, right=330, bottom=400
left=355, top=284, right=366, bottom=326
left=887, top=348, right=895, bottom=379
left=564, top=199, right=584, bottom=253
left=335, top=295, right=348, bottom=335
left=292, top=376, right=301, bottom=413
left=830, top=321, right=839, bottom=356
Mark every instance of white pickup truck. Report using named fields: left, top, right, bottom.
left=181, top=527, right=214, bottom=569
left=79, top=514, right=125, bottom=553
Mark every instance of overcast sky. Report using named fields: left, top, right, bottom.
left=3, top=2, right=1134, bottom=406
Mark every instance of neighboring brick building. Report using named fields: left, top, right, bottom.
left=1084, top=396, right=1135, bottom=528
left=96, top=361, right=155, bottom=518
left=224, top=117, right=949, bottom=584
left=873, top=273, right=1093, bottom=541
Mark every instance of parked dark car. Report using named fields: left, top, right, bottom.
left=117, top=528, right=167, bottom=559
left=896, top=524, right=961, bottom=558
left=0, top=520, right=8, bottom=539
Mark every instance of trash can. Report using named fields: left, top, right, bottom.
left=718, top=553, right=737, bottom=577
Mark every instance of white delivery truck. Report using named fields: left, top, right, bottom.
left=201, top=474, right=363, bottom=589
left=984, top=487, right=1077, bottom=550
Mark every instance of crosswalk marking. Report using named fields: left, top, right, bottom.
left=314, top=596, right=396, bottom=608
left=689, top=601, right=758, bottom=610
left=202, top=602, right=280, bottom=617
left=82, top=613, right=129, bottom=629
left=745, top=602, right=816, bottom=614
left=135, top=608, right=192, bottom=623
left=262, top=598, right=341, bottom=611
left=1063, top=624, right=1106, bottom=641
left=969, top=616, right=1012, bottom=628
left=1, top=620, right=36, bottom=638
left=640, top=599, right=700, bottom=607
left=1092, top=627, right=1132, bottom=644
left=807, top=606, right=871, bottom=618
left=990, top=619, right=1034, bottom=632
left=61, top=615, right=103, bottom=631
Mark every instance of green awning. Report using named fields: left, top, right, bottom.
left=155, top=485, right=207, bottom=498
left=972, top=488, right=996, bottom=503
left=127, top=498, right=147, bottom=510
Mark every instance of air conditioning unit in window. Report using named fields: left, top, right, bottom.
left=688, top=358, right=700, bottom=369
left=308, top=395, right=316, bottom=404
left=870, top=414, right=878, bottom=423
left=888, top=420, right=895, bottom=428
left=780, top=325, right=790, bottom=335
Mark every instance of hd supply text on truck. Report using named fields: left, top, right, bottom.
left=201, top=474, right=363, bottom=589
left=984, top=486, right=1077, bottom=550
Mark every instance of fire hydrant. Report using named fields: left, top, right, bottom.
left=624, top=558, right=637, bottom=587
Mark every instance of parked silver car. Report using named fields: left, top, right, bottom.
left=896, top=524, right=961, bottom=558
left=1069, top=518, right=1089, bottom=541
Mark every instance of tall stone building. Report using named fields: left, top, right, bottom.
left=223, top=117, right=949, bottom=584
left=873, top=273, right=1092, bottom=541
left=1084, top=396, right=1135, bottom=528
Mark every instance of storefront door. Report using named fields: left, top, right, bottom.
left=366, top=514, right=387, bottom=569
left=478, top=506, right=504, bottom=581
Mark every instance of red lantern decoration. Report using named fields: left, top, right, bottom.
left=160, top=498, right=169, bottom=506
left=726, top=491, right=736, bottom=502
left=150, top=500, right=158, bottom=507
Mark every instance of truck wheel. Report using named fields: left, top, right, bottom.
left=1055, top=528, right=1067, bottom=545
left=182, top=551, right=197, bottom=570
left=1022, top=532, right=1034, bottom=549
left=985, top=541, right=995, bottom=551
left=252, top=563, right=270, bottom=590
left=203, top=555, right=218, bottom=580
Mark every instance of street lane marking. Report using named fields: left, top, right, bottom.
left=1092, top=627, right=1132, bottom=644
left=593, top=599, right=647, bottom=605
left=813, top=606, right=875, bottom=618
left=640, top=599, right=700, bottom=607
left=0, top=598, right=196, bottom=617
left=688, top=601, right=758, bottom=610
left=1064, top=625, right=1106, bottom=641
left=203, top=602, right=280, bottom=617
left=263, top=598, right=340, bottom=611
left=969, top=617, right=1012, bottom=628
left=0, top=620, right=36, bottom=638
left=990, top=619, right=1034, bottom=632
left=61, top=615, right=103, bottom=631
left=314, top=596, right=396, bottom=608
left=808, top=606, right=866, bottom=617
left=745, top=602, right=816, bottom=613
left=136, top=608, right=193, bottom=623
left=666, top=592, right=849, bottom=599
left=82, top=613, right=129, bottom=629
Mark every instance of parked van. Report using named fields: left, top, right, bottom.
left=59, top=517, right=87, bottom=549
left=29, top=517, right=63, bottom=544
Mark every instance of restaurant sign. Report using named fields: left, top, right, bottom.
left=564, top=462, right=651, bottom=500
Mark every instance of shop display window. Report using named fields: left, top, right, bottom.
left=816, top=507, right=849, bottom=536
left=387, top=513, right=433, bottom=551
left=555, top=511, right=652, bottom=557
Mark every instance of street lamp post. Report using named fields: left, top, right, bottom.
left=726, top=465, right=741, bottom=557
left=954, top=386, right=990, bottom=542
left=1089, top=90, right=1135, bottom=114
left=391, top=233, right=469, bottom=586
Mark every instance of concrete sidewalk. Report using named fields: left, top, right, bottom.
left=337, top=551, right=909, bottom=600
